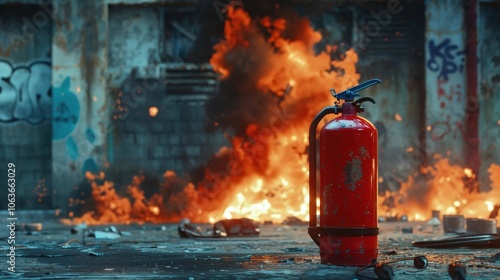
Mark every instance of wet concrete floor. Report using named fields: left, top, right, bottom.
left=1, top=212, right=499, bottom=279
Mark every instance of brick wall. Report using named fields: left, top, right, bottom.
left=0, top=4, right=53, bottom=209
left=111, top=83, right=229, bottom=184
left=0, top=122, right=52, bottom=209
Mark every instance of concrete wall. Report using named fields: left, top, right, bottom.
left=1, top=0, right=499, bottom=211
left=0, top=4, right=53, bottom=209
left=107, top=4, right=228, bottom=185
left=51, top=0, right=109, bottom=209
left=479, top=1, right=500, bottom=190
left=425, top=0, right=467, bottom=165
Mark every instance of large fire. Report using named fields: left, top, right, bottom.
left=379, top=158, right=500, bottom=222
left=64, top=6, right=500, bottom=226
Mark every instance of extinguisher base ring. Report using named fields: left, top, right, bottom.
left=308, top=227, right=379, bottom=237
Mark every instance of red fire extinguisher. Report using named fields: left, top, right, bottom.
left=308, top=79, right=381, bottom=266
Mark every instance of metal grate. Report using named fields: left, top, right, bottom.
left=355, top=3, right=422, bottom=57
left=160, top=63, right=219, bottom=100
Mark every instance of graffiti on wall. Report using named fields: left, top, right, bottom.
left=427, top=38, right=465, bottom=80
left=0, top=59, right=51, bottom=123
left=52, top=77, right=80, bottom=140
left=427, top=38, right=465, bottom=143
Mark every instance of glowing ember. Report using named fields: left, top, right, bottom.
left=149, top=106, right=159, bottom=117
left=395, top=113, right=402, bottom=121
left=464, top=168, right=474, bottom=178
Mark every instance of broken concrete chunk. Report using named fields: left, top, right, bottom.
left=448, top=262, right=466, bottom=280
left=71, top=223, right=88, bottom=234
left=402, top=227, right=413, bottom=234
left=16, top=223, right=42, bottom=232
left=427, top=217, right=441, bottom=226
left=278, top=257, right=295, bottom=263
left=107, top=226, right=119, bottom=233
left=492, top=252, right=500, bottom=263
left=93, top=230, right=121, bottom=239
left=178, top=219, right=204, bottom=238
left=213, top=218, right=260, bottom=237
left=282, top=216, right=306, bottom=225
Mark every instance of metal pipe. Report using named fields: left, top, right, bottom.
left=464, top=0, right=480, bottom=188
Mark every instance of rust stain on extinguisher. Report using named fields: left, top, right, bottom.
left=344, top=157, right=362, bottom=191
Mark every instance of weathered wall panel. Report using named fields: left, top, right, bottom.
left=107, top=5, right=228, bottom=185
left=0, top=4, right=52, bottom=209
left=425, top=0, right=467, bottom=165
left=51, top=0, right=109, bottom=210
left=479, top=2, right=500, bottom=191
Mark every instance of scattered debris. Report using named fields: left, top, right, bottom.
left=194, top=256, right=221, bottom=261
left=282, top=216, right=307, bottom=225
left=61, top=239, right=81, bottom=248
left=427, top=217, right=441, bottom=226
left=277, top=257, right=295, bottom=263
left=71, top=223, right=87, bottom=235
left=466, top=218, right=497, bottom=234
left=92, top=231, right=121, bottom=240
left=385, top=250, right=397, bottom=255
left=489, top=205, right=500, bottom=219
left=178, top=219, right=204, bottom=238
left=285, top=247, right=305, bottom=252
left=401, top=227, right=413, bottom=234
left=413, top=256, right=428, bottom=269
left=16, top=223, right=42, bottom=232
left=448, top=262, right=466, bottom=280
left=413, top=234, right=500, bottom=249
left=432, top=210, right=441, bottom=220
left=213, top=218, right=260, bottom=237
left=374, top=263, right=394, bottom=280
left=443, top=215, right=465, bottom=233
left=493, top=252, right=500, bottom=263
left=107, top=226, right=119, bottom=233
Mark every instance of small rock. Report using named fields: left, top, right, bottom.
left=93, top=231, right=121, bottom=239
left=413, top=256, right=428, bottom=269
left=285, top=247, right=305, bottom=252
left=492, top=252, right=500, bottom=263
left=108, top=226, right=119, bottom=233
left=427, top=217, right=441, bottom=226
left=374, top=263, right=394, bottom=280
left=402, top=227, right=413, bottom=234
left=448, top=263, right=466, bottom=280
left=278, top=257, right=295, bottom=263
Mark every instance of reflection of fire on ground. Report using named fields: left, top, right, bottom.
left=63, top=6, right=500, bottom=226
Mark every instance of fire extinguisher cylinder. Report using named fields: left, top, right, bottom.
left=308, top=79, right=381, bottom=266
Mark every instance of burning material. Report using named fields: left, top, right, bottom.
left=68, top=5, right=360, bottom=225
left=379, top=157, right=500, bottom=223
left=178, top=218, right=259, bottom=238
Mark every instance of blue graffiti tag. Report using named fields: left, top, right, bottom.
left=52, top=77, right=80, bottom=140
left=427, top=38, right=465, bottom=80
left=0, top=59, right=51, bottom=123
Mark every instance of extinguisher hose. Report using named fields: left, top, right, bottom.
left=308, top=106, right=339, bottom=246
